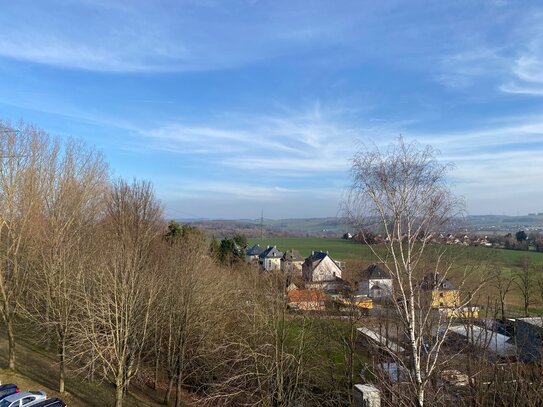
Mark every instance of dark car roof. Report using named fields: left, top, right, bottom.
left=0, top=384, right=18, bottom=400
left=30, top=398, right=66, bottom=407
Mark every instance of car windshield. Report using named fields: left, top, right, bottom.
left=0, top=400, right=11, bottom=407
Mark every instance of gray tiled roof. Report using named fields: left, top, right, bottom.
left=282, top=249, right=304, bottom=261
left=246, top=244, right=263, bottom=256
left=361, top=264, right=391, bottom=280
left=259, top=246, right=283, bottom=259
left=420, top=273, right=456, bottom=290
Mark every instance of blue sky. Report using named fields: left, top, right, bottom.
left=1, top=0, right=543, bottom=219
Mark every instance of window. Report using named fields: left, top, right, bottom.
left=22, top=397, right=36, bottom=405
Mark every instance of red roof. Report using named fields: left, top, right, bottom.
left=288, top=289, right=327, bottom=303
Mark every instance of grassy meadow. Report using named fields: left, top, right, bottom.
left=248, top=236, right=543, bottom=265
left=248, top=237, right=376, bottom=261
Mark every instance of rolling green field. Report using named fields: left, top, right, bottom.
left=248, top=237, right=375, bottom=261
left=248, top=237, right=543, bottom=265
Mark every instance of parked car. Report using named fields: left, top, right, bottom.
left=28, top=399, right=66, bottom=407
left=0, top=391, right=47, bottom=407
left=0, top=385, right=20, bottom=401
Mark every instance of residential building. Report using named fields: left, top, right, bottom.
left=281, top=249, right=304, bottom=273
left=356, top=264, right=393, bottom=299
left=420, top=273, right=460, bottom=309
left=302, top=250, right=342, bottom=282
left=258, top=245, right=283, bottom=271
left=245, top=244, right=263, bottom=263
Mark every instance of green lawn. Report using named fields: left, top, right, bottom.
left=248, top=237, right=543, bottom=265
left=248, top=237, right=377, bottom=261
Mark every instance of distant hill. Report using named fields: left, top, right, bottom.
left=180, top=214, right=543, bottom=237
left=179, top=217, right=350, bottom=238
left=467, top=214, right=543, bottom=233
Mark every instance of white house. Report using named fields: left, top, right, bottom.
left=357, top=264, right=393, bottom=299
left=258, top=246, right=283, bottom=271
left=245, top=244, right=263, bottom=263
left=302, top=251, right=342, bottom=282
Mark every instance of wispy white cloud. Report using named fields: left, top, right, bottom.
left=169, top=181, right=301, bottom=200
left=436, top=48, right=507, bottom=89
left=0, top=0, right=371, bottom=72
left=501, top=30, right=543, bottom=95
left=435, top=8, right=543, bottom=97
left=408, top=116, right=543, bottom=214
left=134, top=105, right=406, bottom=176
left=499, top=83, right=543, bottom=96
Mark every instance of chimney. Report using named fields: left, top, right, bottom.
left=353, top=384, right=380, bottom=407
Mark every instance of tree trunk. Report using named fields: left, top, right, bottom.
left=154, top=350, right=160, bottom=390
left=59, top=339, right=66, bottom=393
left=175, top=360, right=183, bottom=407
left=115, top=382, right=124, bottom=407
left=7, top=320, right=16, bottom=370
left=417, top=386, right=425, bottom=407
left=164, top=375, right=174, bottom=405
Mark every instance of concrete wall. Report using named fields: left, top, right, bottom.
left=353, top=384, right=380, bottom=407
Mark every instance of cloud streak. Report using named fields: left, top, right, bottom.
left=0, top=0, right=371, bottom=72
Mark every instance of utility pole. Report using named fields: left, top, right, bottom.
left=260, top=209, right=264, bottom=240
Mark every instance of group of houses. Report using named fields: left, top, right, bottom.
left=246, top=244, right=353, bottom=310
left=244, top=243, right=469, bottom=317
left=345, top=232, right=493, bottom=247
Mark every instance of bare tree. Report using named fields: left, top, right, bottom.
left=343, top=138, right=485, bottom=407
left=0, top=122, right=45, bottom=369
left=158, top=228, right=220, bottom=407
left=492, top=264, right=514, bottom=321
left=514, top=255, right=535, bottom=317
left=75, top=179, right=162, bottom=407
left=27, top=139, right=108, bottom=392
left=205, top=271, right=316, bottom=407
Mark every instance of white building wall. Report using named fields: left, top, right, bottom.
left=358, top=278, right=393, bottom=297
left=265, top=258, right=281, bottom=271
left=312, top=256, right=342, bottom=282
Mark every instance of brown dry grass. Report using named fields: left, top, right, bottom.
left=0, top=336, right=194, bottom=407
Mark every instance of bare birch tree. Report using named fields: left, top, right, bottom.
left=343, top=138, right=485, bottom=407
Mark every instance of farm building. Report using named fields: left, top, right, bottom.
left=287, top=289, right=327, bottom=311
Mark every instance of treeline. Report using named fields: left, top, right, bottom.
left=491, top=230, right=543, bottom=251
left=0, top=121, right=359, bottom=407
